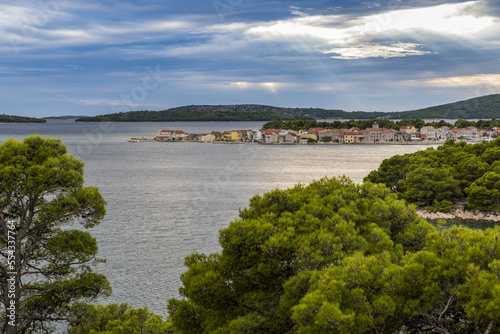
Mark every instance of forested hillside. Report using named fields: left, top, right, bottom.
left=365, top=138, right=500, bottom=212
left=0, top=114, right=46, bottom=123
left=75, top=95, right=500, bottom=122
left=390, top=94, right=500, bottom=119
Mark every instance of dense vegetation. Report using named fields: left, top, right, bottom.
left=75, top=106, right=313, bottom=122
left=0, top=114, right=45, bottom=123
left=263, top=118, right=500, bottom=131
left=393, top=94, right=500, bottom=119
left=163, top=176, right=500, bottom=333
left=76, top=94, right=500, bottom=122
left=68, top=303, right=174, bottom=333
left=365, top=138, right=500, bottom=212
left=264, top=119, right=443, bottom=131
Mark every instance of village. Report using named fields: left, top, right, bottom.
left=129, top=123, right=500, bottom=144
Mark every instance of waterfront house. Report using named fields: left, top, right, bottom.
left=156, top=130, right=188, bottom=141
left=436, top=126, right=451, bottom=140
left=394, top=131, right=412, bottom=142
left=340, top=132, right=357, bottom=143
left=420, top=126, right=437, bottom=140
left=251, top=130, right=264, bottom=142
left=285, top=133, right=300, bottom=143
left=308, top=128, right=326, bottom=135
left=400, top=125, right=418, bottom=134
left=381, top=129, right=395, bottom=142
left=450, top=127, right=478, bottom=141
left=211, top=131, right=223, bottom=141
left=267, top=133, right=281, bottom=143
left=223, top=131, right=241, bottom=141
left=318, top=130, right=342, bottom=142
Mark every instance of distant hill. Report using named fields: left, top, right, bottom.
left=75, top=105, right=318, bottom=122
left=75, top=94, right=500, bottom=122
left=75, top=105, right=387, bottom=122
left=0, top=114, right=46, bottom=123
left=44, top=115, right=88, bottom=119
left=387, top=94, right=500, bottom=119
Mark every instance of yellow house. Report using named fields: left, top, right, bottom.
left=223, top=131, right=241, bottom=141
left=343, top=133, right=355, bottom=143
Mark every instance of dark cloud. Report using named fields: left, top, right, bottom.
left=465, top=0, right=500, bottom=16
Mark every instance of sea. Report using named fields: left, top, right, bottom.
left=1, top=119, right=498, bottom=317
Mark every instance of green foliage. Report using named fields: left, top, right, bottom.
left=403, top=167, right=462, bottom=210
left=292, top=226, right=500, bottom=333
left=0, top=114, right=45, bottom=123
left=391, top=94, right=500, bottom=119
left=75, top=105, right=313, bottom=122
left=167, top=177, right=434, bottom=333
left=68, top=303, right=176, bottom=334
left=168, top=174, right=500, bottom=333
left=0, top=136, right=110, bottom=333
left=466, top=171, right=500, bottom=211
left=264, top=117, right=500, bottom=131
left=262, top=118, right=440, bottom=131
left=365, top=138, right=500, bottom=212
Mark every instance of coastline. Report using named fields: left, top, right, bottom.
left=417, top=204, right=500, bottom=222
left=128, top=138, right=443, bottom=146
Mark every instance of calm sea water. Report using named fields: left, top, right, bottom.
left=1, top=120, right=491, bottom=316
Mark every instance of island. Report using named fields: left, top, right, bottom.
left=0, top=114, right=46, bottom=123
left=79, top=94, right=500, bottom=122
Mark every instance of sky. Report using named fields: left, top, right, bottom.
left=1, top=0, right=500, bottom=117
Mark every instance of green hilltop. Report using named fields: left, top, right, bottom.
left=0, top=114, right=46, bottom=123
left=388, top=94, right=500, bottom=119
left=75, top=94, right=500, bottom=122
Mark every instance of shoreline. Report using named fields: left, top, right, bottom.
left=417, top=204, right=500, bottom=222
left=128, top=138, right=444, bottom=146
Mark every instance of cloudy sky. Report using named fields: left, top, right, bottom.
left=2, top=0, right=500, bottom=117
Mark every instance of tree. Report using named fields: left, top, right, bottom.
left=466, top=171, right=500, bottom=211
left=67, top=303, right=176, bottom=334
left=0, top=136, right=111, bottom=333
left=292, top=226, right=500, bottom=334
left=403, top=166, right=462, bottom=212
left=364, top=154, right=411, bottom=192
left=167, top=177, right=434, bottom=333
left=366, top=138, right=500, bottom=213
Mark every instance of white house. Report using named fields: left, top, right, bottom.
left=420, top=126, right=437, bottom=140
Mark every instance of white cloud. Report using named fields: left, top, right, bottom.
left=324, top=42, right=431, bottom=59
left=289, top=6, right=308, bottom=17
left=248, top=1, right=497, bottom=59
left=229, top=81, right=292, bottom=93
left=408, top=74, right=500, bottom=88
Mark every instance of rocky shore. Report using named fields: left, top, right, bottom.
left=417, top=204, right=500, bottom=222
